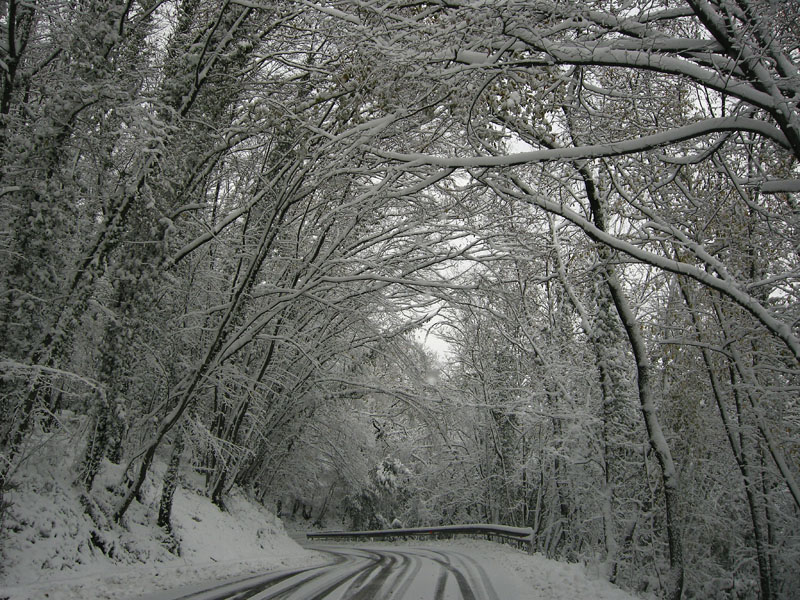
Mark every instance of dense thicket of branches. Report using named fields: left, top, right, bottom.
left=1, top=1, right=798, bottom=598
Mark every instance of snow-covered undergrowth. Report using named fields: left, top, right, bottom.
left=0, top=423, right=323, bottom=600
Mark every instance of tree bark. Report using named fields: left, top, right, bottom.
left=679, top=280, right=773, bottom=600
left=157, top=429, right=184, bottom=534
left=579, top=163, right=684, bottom=599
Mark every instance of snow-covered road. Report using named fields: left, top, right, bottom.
left=137, top=544, right=530, bottom=599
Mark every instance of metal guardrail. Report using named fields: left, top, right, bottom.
left=307, top=524, right=534, bottom=553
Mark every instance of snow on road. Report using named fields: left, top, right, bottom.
left=133, top=541, right=640, bottom=600
left=3, top=526, right=641, bottom=600
left=2, top=534, right=640, bottom=600
left=415, top=539, right=642, bottom=600
left=0, top=438, right=639, bottom=600
left=334, top=539, right=641, bottom=600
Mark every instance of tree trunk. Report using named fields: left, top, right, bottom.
left=313, top=482, right=337, bottom=528
left=679, top=280, right=773, bottom=600
left=578, top=162, right=684, bottom=599
left=551, top=217, right=623, bottom=580
left=603, top=270, right=684, bottom=599
left=157, top=430, right=184, bottom=533
left=78, top=400, right=111, bottom=491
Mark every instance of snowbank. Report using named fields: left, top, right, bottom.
left=0, top=427, right=323, bottom=600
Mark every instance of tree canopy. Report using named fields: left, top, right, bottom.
left=1, top=1, right=799, bottom=598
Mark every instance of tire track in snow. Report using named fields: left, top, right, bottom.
left=138, top=544, right=512, bottom=599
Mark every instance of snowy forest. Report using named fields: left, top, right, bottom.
left=1, top=1, right=799, bottom=598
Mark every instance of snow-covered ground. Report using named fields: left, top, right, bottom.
left=1, top=425, right=641, bottom=600
left=344, top=539, right=643, bottom=600
left=2, top=480, right=323, bottom=600
left=0, top=424, right=324, bottom=600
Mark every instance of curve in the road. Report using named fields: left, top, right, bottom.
left=140, top=544, right=522, bottom=600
